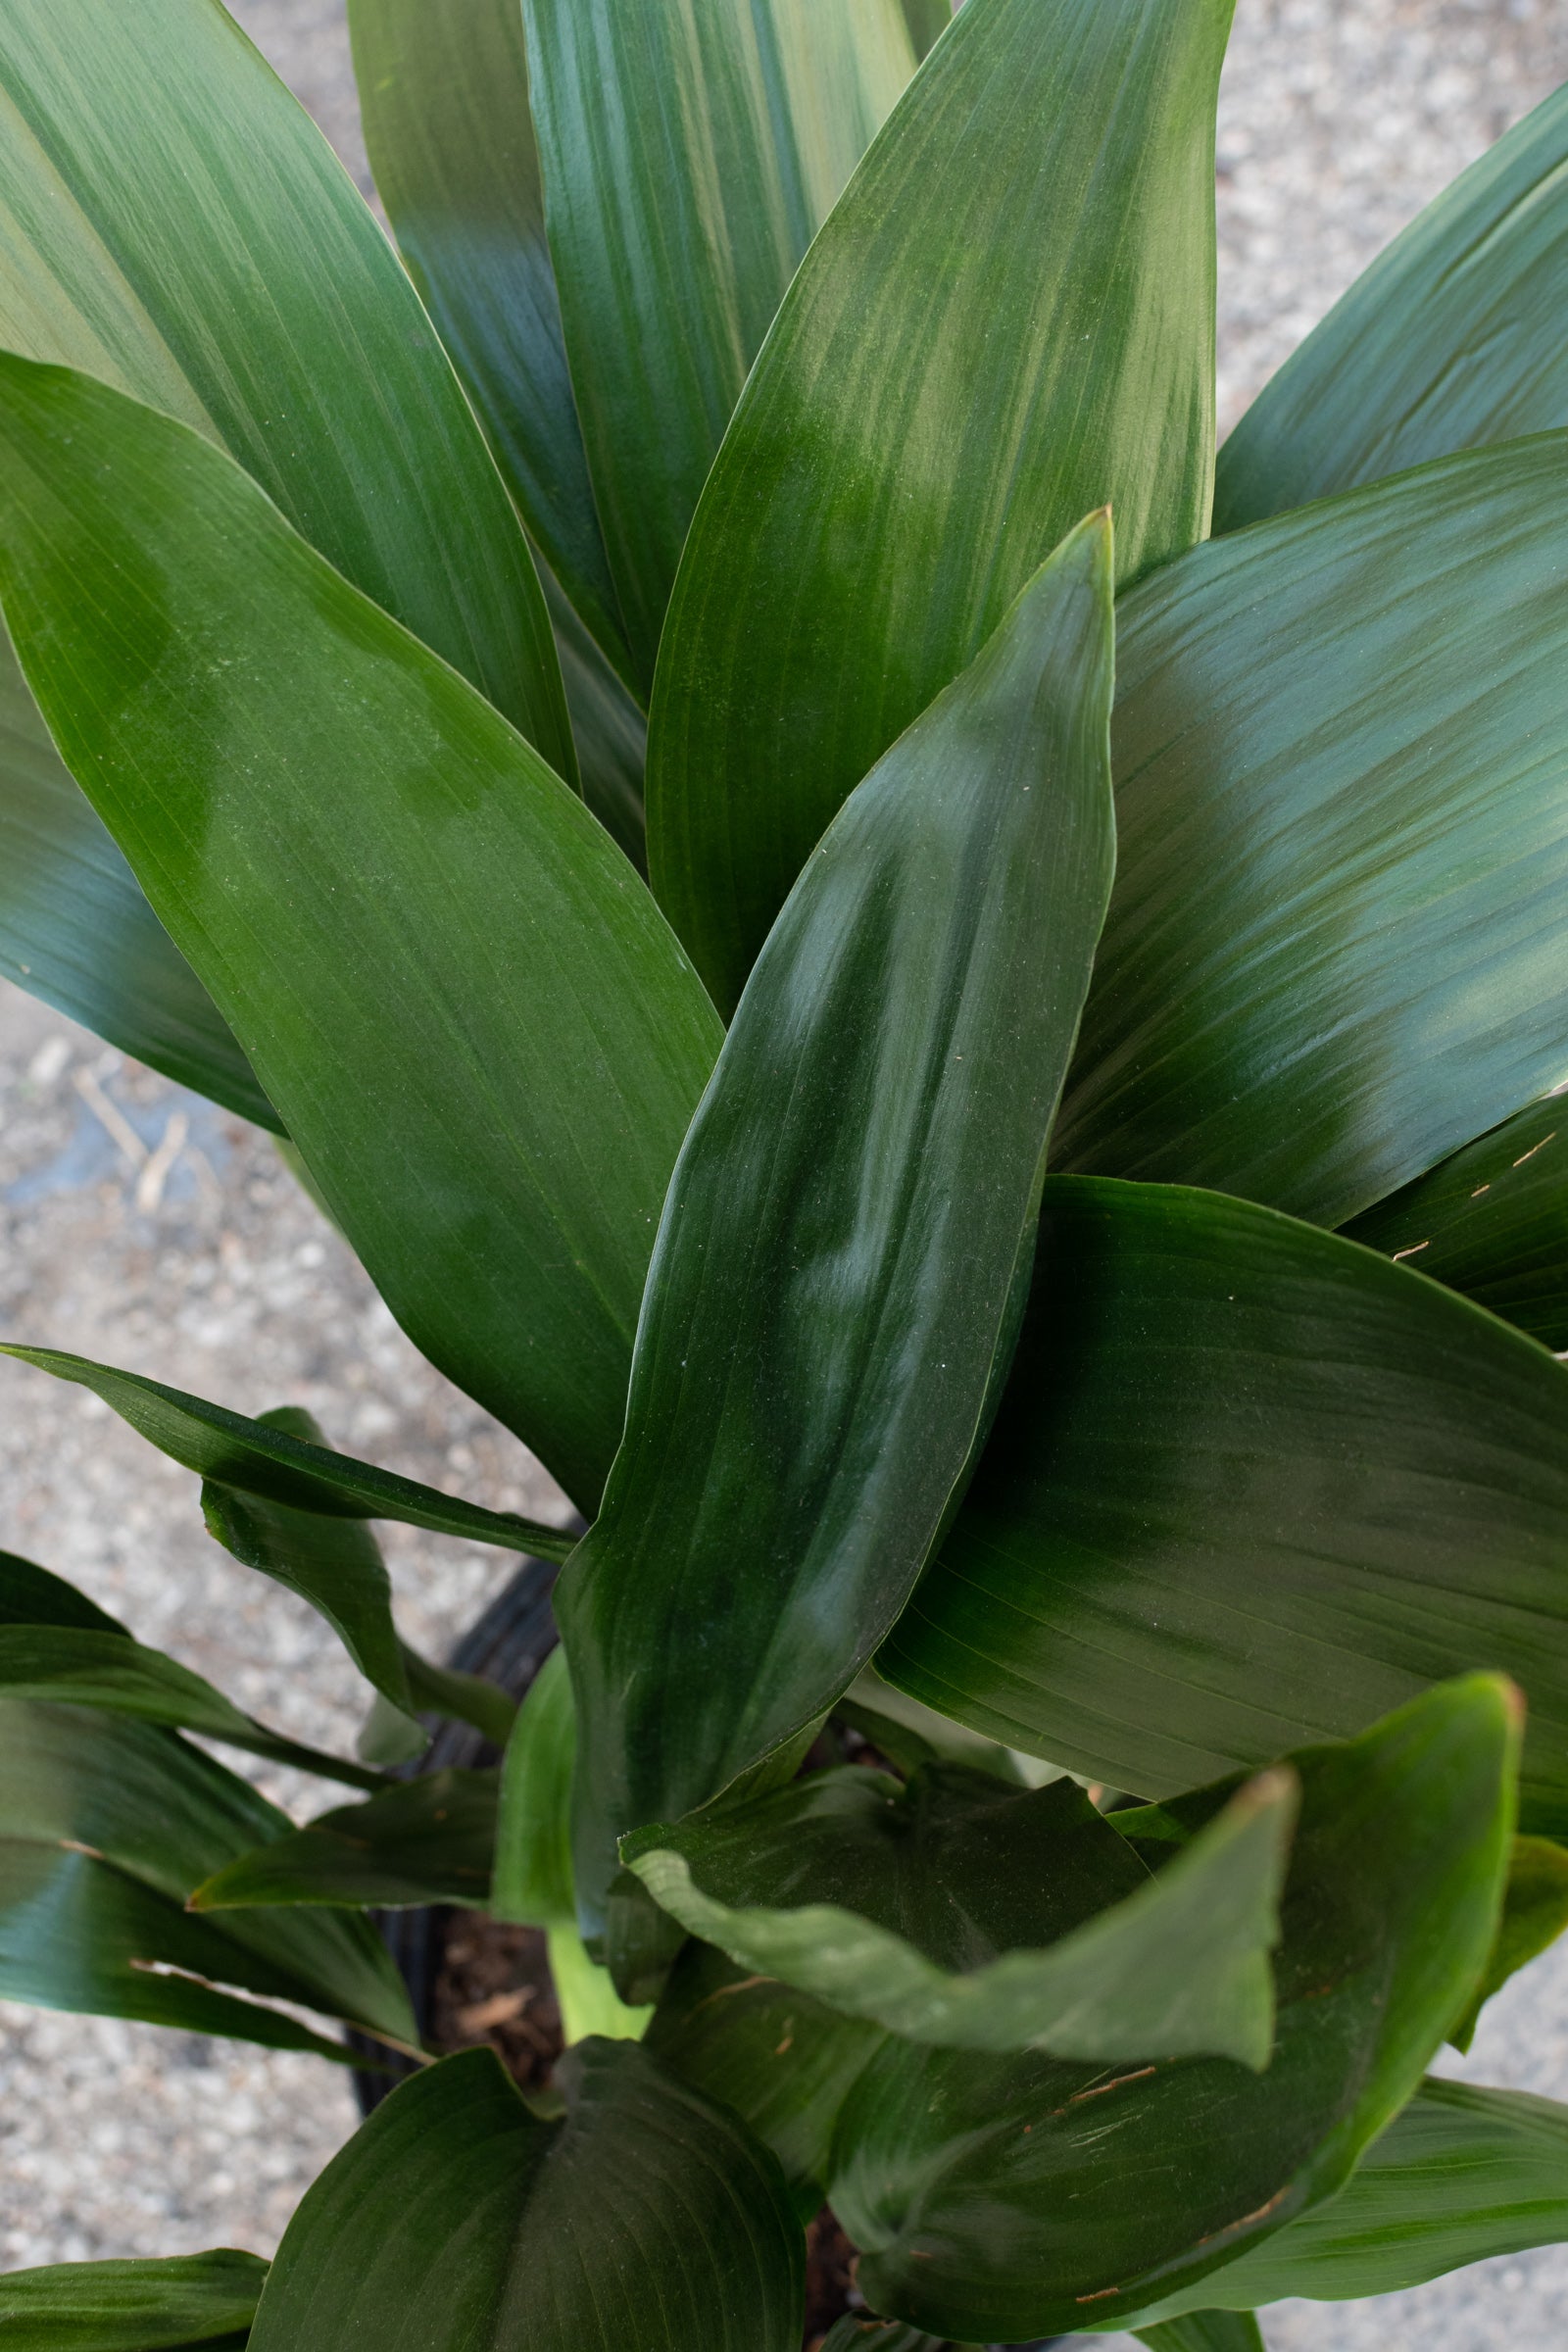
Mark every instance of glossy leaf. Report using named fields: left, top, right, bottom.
left=827, top=1679, right=1517, bottom=2339
left=347, top=0, right=628, bottom=682
left=1216, top=84, right=1568, bottom=529
left=1449, top=1836, right=1568, bottom=2053
left=1134, top=2320, right=1264, bottom=2352
left=1343, top=1095, right=1568, bottom=1350
left=626, top=1760, right=1294, bottom=2064
left=0, top=0, right=569, bottom=768
left=546, top=565, right=649, bottom=868
left=1055, top=435, right=1568, bottom=1225
left=249, top=2041, right=805, bottom=2352
left=522, top=0, right=916, bottom=695
left=1131, top=2079, right=1568, bottom=2315
left=0, top=2250, right=268, bottom=2349
left=494, top=1644, right=577, bottom=1928
left=192, top=1769, right=497, bottom=1914
left=0, top=1698, right=416, bottom=2048
left=0, top=626, right=274, bottom=1128
left=648, top=0, right=1230, bottom=1010
left=563, top=516, right=1116, bottom=1928
left=881, top=1179, right=1568, bottom=1832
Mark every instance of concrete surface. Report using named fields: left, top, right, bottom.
left=4, top=2, right=1568, bottom=2344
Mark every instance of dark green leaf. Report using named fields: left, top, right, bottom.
left=248, top=2041, right=805, bottom=2351
left=394, top=1642, right=517, bottom=1753
left=899, top=0, right=952, bottom=61
left=545, top=564, right=648, bottom=869
left=838, top=1663, right=1033, bottom=1783
left=0, top=1545, right=123, bottom=1632
left=0, top=2250, right=267, bottom=2349
left=0, top=1698, right=416, bottom=2045
left=827, top=1678, right=1516, bottom=2339
left=347, top=0, right=629, bottom=684
left=0, top=0, right=570, bottom=770
left=522, top=0, right=916, bottom=695
left=0, top=626, right=274, bottom=1129
left=1055, top=435, right=1568, bottom=1226
left=1343, top=1095, right=1568, bottom=1350
left=819, top=2323, right=943, bottom=2352
left=0, top=362, right=721, bottom=1508
left=191, top=1769, right=497, bottom=1913
left=1135, top=2319, right=1264, bottom=2352
left=494, top=1644, right=576, bottom=1929
left=1133, top=2078, right=1568, bottom=2315
left=1215, top=84, right=1568, bottom=530
left=880, top=1179, right=1568, bottom=1833
left=1449, top=1836, right=1568, bottom=2053
left=626, top=1760, right=1294, bottom=2065
left=563, top=516, right=1115, bottom=1929
left=647, top=0, right=1230, bottom=1011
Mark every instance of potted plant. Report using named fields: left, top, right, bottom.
left=3, top=0, right=1568, bottom=2344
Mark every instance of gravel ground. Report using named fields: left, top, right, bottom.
left=5, top=1, right=1568, bottom=2343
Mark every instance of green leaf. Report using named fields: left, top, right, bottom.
left=1055, top=434, right=1568, bottom=1226
left=819, top=2324, right=944, bottom=2352
left=0, top=1699, right=416, bottom=2049
left=1215, top=84, right=1568, bottom=530
left=0, top=362, right=721, bottom=1508
left=192, top=1769, right=497, bottom=1914
left=826, top=1677, right=1517, bottom=2340
left=522, top=0, right=916, bottom=696
left=1449, top=1835, right=1568, bottom=2053
left=1343, top=1095, right=1568, bottom=1350
left=839, top=1663, right=1039, bottom=1784
left=647, top=0, right=1230, bottom=1011
left=1131, top=2078, right=1568, bottom=2315
left=562, top=515, right=1116, bottom=1930
left=347, top=0, right=628, bottom=685
left=0, top=0, right=570, bottom=772
left=1135, top=2319, right=1264, bottom=2352
left=898, top=0, right=952, bottom=61
left=248, top=2041, right=805, bottom=2352
left=0, top=625, right=274, bottom=1129
left=626, top=1760, right=1294, bottom=2065
left=545, top=564, right=648, bottom=869
left=394, top=1642, right=517, bottom=1754
left=0, top=2249, right=268, bottom=2349
left=879, top=1179, right=1568, bottom=1833
left=0, top=1545, right=123, bottom=1632
left=546, top=1921, right=654, bottom=2046
left=494, top=1643, right=577, bottom=1929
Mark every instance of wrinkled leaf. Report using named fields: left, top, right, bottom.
left=648, top=0, right=1230, bottom=1009
left=494, top=1643, right=577, bottom=1929
left=249, top=2041, right=804, bottom=2351
left=880, top=1179, right=1568, bottom=1832
left=0, top=362, right=722, bottom=1508
left=828, top=1679, right=1516, bottom=2339
left=563, top=517, right=1115, bottom=1929
left=1449, top=1836, right=1568, bottom=2053
left=626, top=1760, right=1294, bottom=2064
left=0, top=2250, right=267, bottom=2349
left=1216, top=84, right=1568, bottom=528
left=1055, top=435, right=1568, bottom=1225
left=192, top=1769, right=497, bottom=1914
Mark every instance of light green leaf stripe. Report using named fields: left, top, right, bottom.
left=0, top=2248, right=268, bottom=2350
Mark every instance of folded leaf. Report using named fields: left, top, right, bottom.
left=1343, top=1095, right=1568, bottom=1350
left=827, top=1678, right=1517, bottom=2339
left=882, top=1179, right=1568, bottom=1831
left=626, top=1760, right=1294, bottom=2065
left=0, top=625, right=274, bottom=1128
left=0, top=2250, right=267, bottom=2351
left=248, top=2041, right=804, bottom=2352
left=648, top=0, right=1230, bottom=1010
left=1055, top=435, right=1568, bottom=1225
left=1129, top=2079, right=1568, bottom=2315
left=348, top=0, right=629, bottom=683
left=1135, top=2319, right=1264, bottom=2352
left=494, top=1644, right=577, bottom=1929
left=0, top=364, right=722, bottom=1505
left=562, top=516, right=1115, bottom=1929
left=1449, top=1835, right=1568, bottom=2053
left=522, top=0, right=915, bottom=695
left=0, top=1698, right=416, bottom=2045
left=1216, top=84, right=1568, bottom=529
left=192, top=1769, right=497, bottom=1913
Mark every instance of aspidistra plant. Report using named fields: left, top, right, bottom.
left=1, top=0, right=1568, bottom=2344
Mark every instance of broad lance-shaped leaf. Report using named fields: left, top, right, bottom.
left=0, top=364, right=723, bottom=1510
left=1343, top=1095, right=1568, bottom=1350
left=192, top=1769, right=497, bottom=1913
left=648, top=0, right=1229, bottom=1012
left=879, top=1180, right=1568, bottom=1832
left=0, top=1546, right=122, bottom=1633
left=1216, top=83, right=1568, bottom=531
left=826, top=1679, right=1516, bottom=2339
left=0, top=2249, right=268, bottom=2349
left=0, top=626, right=274, bottom=1130
left=348, top=0, right=629, bottom=688
left=0, top=1699, right=416, bottom=2051
left=494, top=1644, right=576, bottom=1930
left=248, top=2042, right=804, bottom=2352
left=1055, top=435, right=1568, bottom=1226
left=523, top=0, right=916, bottom=697
left=625, top=1761, right=1295, bottom=2065
left=1448, top=1835, right=1568, bottom=2053
left=561, top=515, right=1115, bottom=1931
left=1126, top=2079, right=1568, bottom=2318
left=545, top=564, right=649, bottom=871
